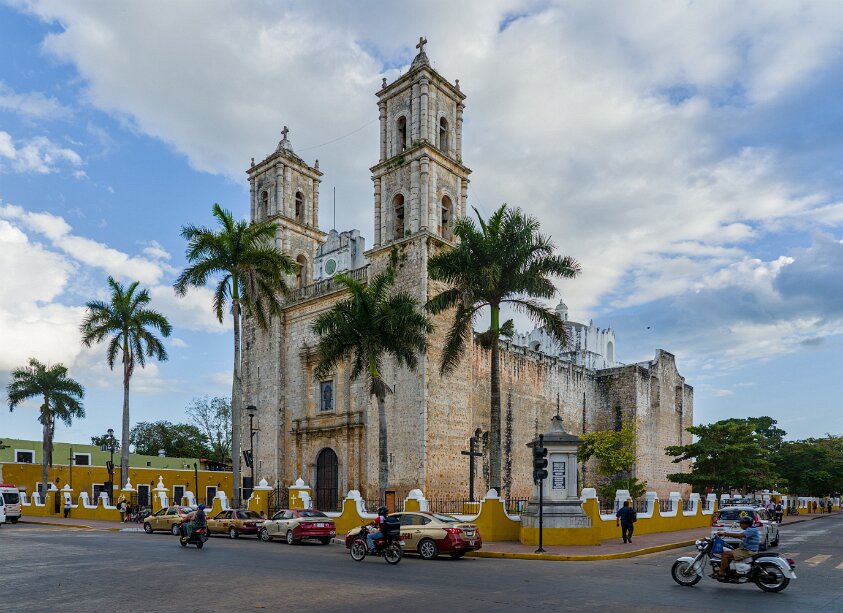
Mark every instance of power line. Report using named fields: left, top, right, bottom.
left=298, top=118, right=379, bottom=152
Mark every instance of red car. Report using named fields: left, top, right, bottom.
left=345, top=512, right=482, bottom=559
left=259, top=509, right=336, bottom=544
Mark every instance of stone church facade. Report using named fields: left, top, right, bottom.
left=241, top=42, right=692, bottom=509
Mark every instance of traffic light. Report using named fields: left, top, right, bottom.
left=532, top=440, right=548, bottom=483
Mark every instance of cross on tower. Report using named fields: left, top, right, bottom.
left=281, top=125, right=289, bottom=140
left=416, top=36, right=427, bottom=53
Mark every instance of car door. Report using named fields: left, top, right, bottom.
left=266, top=511, right=283, bottom=536
left=151, top=508, right=167, bottom=530
left=397, top=513, right=416, bottom=548
left=207, top=511, right=225, bottom=534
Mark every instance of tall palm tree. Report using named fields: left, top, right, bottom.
left=7, top=358, right=85, bottom=495
left=174, top=203, right=297, bottom=507
left=311, top=266, right=432, bottom=497
left=427, top=204, right=581, bottom=495
left=80, top=277, right=171, bottom=490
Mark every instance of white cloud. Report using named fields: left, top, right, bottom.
left=0, top=81, right=72, bottom=119
left=0, top=130, right=82, bottom=174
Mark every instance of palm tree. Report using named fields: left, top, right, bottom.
left=7, top=358, right=85, bottom=495
left=427, top=204, right=581, bottom=495
left=174, top=203, right=297, bottom=507
left=311, top=266, right=432, bottom=497
left=80, top=277, right=171, bottom=490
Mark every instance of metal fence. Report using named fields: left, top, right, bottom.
left=658, top=499, right=674, bottom=513
left=505, top=497, right=531, bottom=515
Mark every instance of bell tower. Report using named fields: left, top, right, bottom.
left=371, top=37, right=471, bottom=247
left=247, top=126, right=326, bottom=288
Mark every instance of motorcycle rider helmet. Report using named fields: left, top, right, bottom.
left=378, top=506, right=388, bottom=516
left=198, top=504, right=205, bottom=510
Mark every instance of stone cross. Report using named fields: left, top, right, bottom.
left=281, top=125, right=289, bottom=140
left=416, top=36, right=427, bottom=53
left=461, top=428, right=484, bottom=502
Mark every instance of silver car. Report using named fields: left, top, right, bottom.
left=710, top=505, right=780, bottom=550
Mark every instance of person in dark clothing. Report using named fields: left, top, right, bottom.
left=616, top=501, right=636, bottom=543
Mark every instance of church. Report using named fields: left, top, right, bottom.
left=241, top=39, right=693, bottom=510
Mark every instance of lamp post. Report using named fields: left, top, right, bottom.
left=246, top=405, right=257, bottom=504
left=100, top=428, right=119, bottom=503
left=193, top=462, right=199, bottom=506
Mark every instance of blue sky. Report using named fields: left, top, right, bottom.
left=1, top=1, right=841, bottom=445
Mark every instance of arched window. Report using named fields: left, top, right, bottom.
left=260, top=191, right=269, bottom=219
left=440, top=195, right=453, bottom=240
left=296, top=254, right=308, bottom=288
left=393, top=194, right=405, bottom=240
left=606, top=341, right=615, bottom=363
left=439, top=117, right=449, bottom=152
left=530, top=341, right=541, bottom=352
left=295, top=191, right=304, bottom=223
left=396, top=116, right=407, bottom=154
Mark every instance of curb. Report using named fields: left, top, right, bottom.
left=19, top=520, right=123, bottom=532
left=465, top=539, right=696, bottom=562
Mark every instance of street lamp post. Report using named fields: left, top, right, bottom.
left=246, top=405, right=257, bottom=504
left=101, top=428, right=119, bottom=503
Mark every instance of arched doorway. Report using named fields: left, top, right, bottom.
left=315, top=448, right=339, bottom=511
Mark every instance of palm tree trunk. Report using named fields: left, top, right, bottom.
left=231, top=299, right=242, bottom=508
left=41, top=401, right=50, bottom=497
left=489, top=304, right=502, bottom=493
left=377, top=392, right=388, bottom=497
left=121, top=351, right=131, bottom=490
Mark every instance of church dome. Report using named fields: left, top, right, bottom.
left=555, top=299, right=569, bottom=321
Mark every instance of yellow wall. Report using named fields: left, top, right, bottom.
left=4, top=462, right=232, bottom=514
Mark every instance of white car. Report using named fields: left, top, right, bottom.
left=711, top=505, right=779, bottom=550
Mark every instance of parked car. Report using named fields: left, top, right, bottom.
left=710, top=505, right=779, bottom=550
left=207, top=509, right=264, bottom=539
left=345, top=511, right=482, bottom=560
left=0, top=485, right=22, bottom=523
left=143, top=505, right=195, bottom=535
left=259, top=509, right=335, bottom=544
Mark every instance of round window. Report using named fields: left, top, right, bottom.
left=325, top=258, right=337, bottom=275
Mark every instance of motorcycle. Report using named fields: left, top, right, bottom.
left=178, top=522, right=209, bottom=549
left=349, top=525, right=404, bottom=564
left=671, top=536, right=796, bottom=592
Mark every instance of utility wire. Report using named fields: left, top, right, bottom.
left=298, top=118, right=379, bottom=152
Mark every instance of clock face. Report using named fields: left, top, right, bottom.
left=325, top=258, right=337, bottom=275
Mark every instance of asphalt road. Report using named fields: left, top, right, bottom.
left=2, top=515, right=842, bottom=612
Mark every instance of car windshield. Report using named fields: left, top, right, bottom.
left=240, top=511, right=262, bottom=519
left=299, top=511, right=327, bottom=518
left=428, top=513, right=460, bottom=523
left=717, top=508, right=755, bottom=522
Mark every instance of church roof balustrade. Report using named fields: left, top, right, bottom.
left=286, top=264, right=369, bottom=305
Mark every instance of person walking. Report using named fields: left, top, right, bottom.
left=828, top=499, right=834, bottom=514
left=63, top=497, right=72, bottom=518
left=118, top=499, right=126, bottom=522
left=775, top=500, right=784, bottom=523
left=616, top=500, right=637, bottom=544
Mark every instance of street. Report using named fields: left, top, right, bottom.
left=2, top=514, right=843, bottom=612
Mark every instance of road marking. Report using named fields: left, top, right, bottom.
left=836, top=560, right=843, bottom=570
left=782, top=552, right=799, bottom=557
left=804, top=554, right=831, bottom=566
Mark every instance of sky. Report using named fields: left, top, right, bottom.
left=1, top=0, right=841, bottom=446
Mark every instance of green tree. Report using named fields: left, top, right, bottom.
left=722, top=416, right=786, bottom=453
left=311, top=266, right=432, bottom=496
left=129, top=420, right=210, bottom=458
left=777, top=436, right=843, bottom=496
left=578, top=422, right=647, bottom=500
left=174, top=203, right=297, bottom=506
left=6, top=358, right=85, bottom=493
left=427, top=204, right=580, bottom=493
left=185, top=396, right=232, bottom=464
left=665, top=418, right=780, bottom=494
left=80, top=276, right=172, bottom=489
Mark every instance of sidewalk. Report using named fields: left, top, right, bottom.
left=468, top=511, right=841, bottom=561
left=19, top=516, right=142, bottom=532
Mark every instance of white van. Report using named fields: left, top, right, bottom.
left=0, top=484, right=21, bottom=523
left=0, top=494, right=5, bottom=525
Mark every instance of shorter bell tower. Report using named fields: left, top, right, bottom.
left=247, top=126, right=326, bottom=287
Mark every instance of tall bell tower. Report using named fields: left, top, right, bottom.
left=371, top=37, right=471, bottom=247
left=247, top=126, right=326, bottom=287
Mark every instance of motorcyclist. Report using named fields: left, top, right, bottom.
left=367, top=506, right=388, bottom=553
left=181, top=504, right=207, bottom=540
left=716, top=515, right=759, bottom=577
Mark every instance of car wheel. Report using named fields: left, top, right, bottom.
left=10, top=517, right=18, bottom=524
left=760, top=535, right=769, bottom=551
left=229, top=527, right=238, bottom=539
left=143, top=523, right=153, bottom=534
left=418, top=538, right=439, bottom=560
left=320, top=537, right=332, bottom=545
left=259, top=527, right=272, bottom=542
left=449, top=551, right=466, bottom=559
left=771, top=532, right=779, bottom=547
left=286, top=530, right=297, bottom=545
left=171, top=523, right=180, bottom=536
